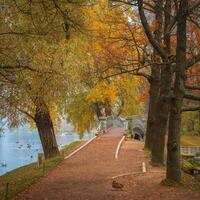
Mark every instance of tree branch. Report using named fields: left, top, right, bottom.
left=15, top=107, right=35, bottom=120
left=182, top=106, right=200, bottom=112
left=184, top=92, right=200, bottom=101
left=186, top=54, right=200, bottom=69
left=185, top=85, right=200, bottom=90
left=137, top=0, right=168, bottom=60
left=102, top=69, right=151, bottom=81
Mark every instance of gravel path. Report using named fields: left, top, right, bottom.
left=13, top=128, right=200, bottom=200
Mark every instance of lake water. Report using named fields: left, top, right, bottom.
left=0, top=124, right=93, bottom=176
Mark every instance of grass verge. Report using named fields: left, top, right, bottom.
left=182, top=173, right=200, bottom=192
left=161, top=172, right=200, bottom=192
left=0, top=141, right=81, bottom=199
left=60, top=141, right=81, bottom=156
left=181, top=135, right=200, bottom=146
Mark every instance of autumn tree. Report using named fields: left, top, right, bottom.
left=0, top=37, right=73, bottom=158
left=64, top=1, right=146, bottom=134
left=0, top=0, right=99, bottom=158
left=136, top=0, right=200, bottom=181
left=167, top=0, right=200, bottom=182
left=109, top=0, right=200, bottom=182
left=102, top=0, right=170, bottom=163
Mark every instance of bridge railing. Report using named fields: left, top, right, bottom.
left=95, top=117, right=108, bottom=135
left=96, top=116, right=146, bottom=137
left=181, top=146, right=200, bottom=156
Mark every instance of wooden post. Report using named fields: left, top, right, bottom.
left=61, top=150, right=65, bottom=158
left=38, top=153, right=44, bottom=168
left=142, top=162, right=147, bottom=173
left=42, top=162, right=45, bottom=174
left=4, top=182, right=9, bottom=200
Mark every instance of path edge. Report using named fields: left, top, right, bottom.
left=64, top=136, right=97, bottom=160
left=115, top=136, right=125, bottom=159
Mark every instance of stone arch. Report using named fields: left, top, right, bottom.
left=132, top=127, right=145, bottom=141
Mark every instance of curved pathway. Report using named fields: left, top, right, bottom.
left=13, top=128, right=200, bottom=200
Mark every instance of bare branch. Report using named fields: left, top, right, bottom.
left=102, top=69, right=151, bottom=81
left=186, top=54, right=200, bottom=69
left=137, top=0, right=168, bottom=60
left=185, top=85, right=200, bottom=90
left=184, top=91, right=200, bottom=101
left=182, top=106, right=200, bottom=112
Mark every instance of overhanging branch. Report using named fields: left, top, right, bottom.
left=185, top=85, right=200, bottom=90
left=137, top=0, right=168, bottom=60
left=182, top=106, right=200, bottom=112
left=102, top=69, right=151, bottom=81
left=186, top=54, right=200, bottom=69
left=184, top=92, right=200, bottom=101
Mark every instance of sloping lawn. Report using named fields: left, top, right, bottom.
left=0, top=141, right=81, bottom=199
left=181, top=135, right=200, bottom=146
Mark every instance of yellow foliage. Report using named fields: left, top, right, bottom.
left=87, top=81, right=117, bottom=105
left=66, top=93, right=96, bottom=134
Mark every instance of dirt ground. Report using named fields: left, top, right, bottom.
left=13, top=128, right=200, bottom=200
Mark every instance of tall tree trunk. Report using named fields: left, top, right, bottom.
left=199, top=102, right=200, bottom=135
left=145, top=0, right=163, bottom=150
left=151, top=0, right=172, bottom=164
left=145, top=68, right=160, bottom=150
left=149, top=0, right=163, bottom=162
left=94, top=102, right=103, bottom=119
left=167, top=0, right=188, bottom=182
left=104, top=98, right=112, bottom=116
left=34, top=99, right=59, bottom=159
left=151, top=67, right=172, bottom=164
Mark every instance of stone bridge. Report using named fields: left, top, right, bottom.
left=98, top=116, right=146, bottom=141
